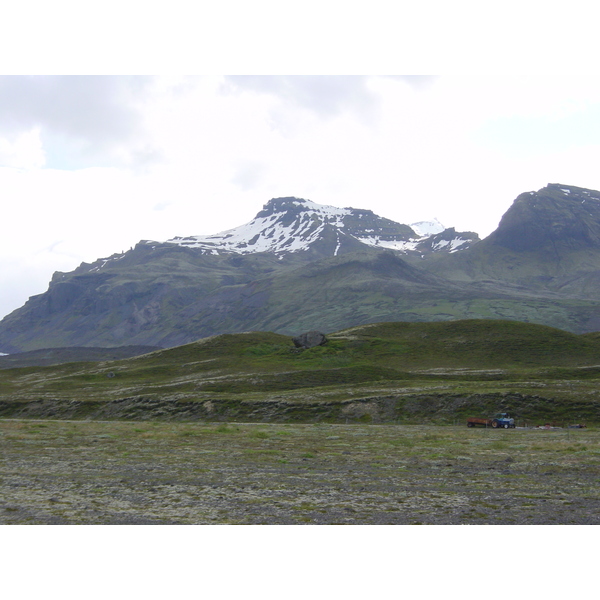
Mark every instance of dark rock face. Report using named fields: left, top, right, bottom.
left=487, top=183, right=600, bottom=253
left=292, top=331, right=327, bottom=349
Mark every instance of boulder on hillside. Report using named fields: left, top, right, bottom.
left=292, top=331, right=327, bottom=349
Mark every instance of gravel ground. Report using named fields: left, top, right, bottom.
left=1, top=420, right=599, bottom=524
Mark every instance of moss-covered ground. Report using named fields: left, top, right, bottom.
left=1, top=420, right=598, bottom=524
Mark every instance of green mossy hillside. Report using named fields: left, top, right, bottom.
left=2, top=320, right=600, bottom=425
left=329, top=319, right=600, bottom=369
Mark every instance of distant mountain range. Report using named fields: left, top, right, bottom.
left=2, top=183, right=600, bottom=352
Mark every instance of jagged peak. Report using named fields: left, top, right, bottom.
left=255, top=196, right=355, bottom=221
left=147, top=196, right=474, bottom=259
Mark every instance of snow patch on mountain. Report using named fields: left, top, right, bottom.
left=351, top=236, right=420, bottom=252
left=163, top=199, right=354, bottom=254
left=410, top=218, right=445, bottom=236
left=88, top=253, right=126, bottom=273
left=166, top=215, right=325, bottom=253
left=431, top=237, right=470, bottom=252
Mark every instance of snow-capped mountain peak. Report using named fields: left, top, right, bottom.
left=153, top=197, right=478, bottom=258
left=163, top=197, right=357, bottom=255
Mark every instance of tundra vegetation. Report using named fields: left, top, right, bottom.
left=2, top=319, right=600, bottom=524
left=1, top=420, right=598, bottom=524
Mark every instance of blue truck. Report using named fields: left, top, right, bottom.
left=467, top=413, right=515, bottom=428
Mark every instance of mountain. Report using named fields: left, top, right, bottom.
left=2, top=186, right=600, bottom=352
left=423, top=184, right=600, bottom=296
left=157, top=196, right=478, bottom=259
left=0, top=197, right=479, bottom=352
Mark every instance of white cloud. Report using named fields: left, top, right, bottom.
left=0, top=76, right=156, bottom=169
left=231, top=160, right=268, bottom=192
left=222, top=76, right=381, bottom=122
left=0, top=127, right=45, bottom=169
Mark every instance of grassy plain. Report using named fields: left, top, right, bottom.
left=1, top=420, right=598, bottom=524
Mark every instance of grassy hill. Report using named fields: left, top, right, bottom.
left=2, top=319, right=600, bottom=424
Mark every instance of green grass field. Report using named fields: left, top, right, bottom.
left=2, top=320, right=600, bottom=423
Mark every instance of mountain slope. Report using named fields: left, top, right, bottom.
left=2, top=241, right=599, bottom=352
left=0, top=246, right=481, bottom=351
left=3, top=187, right=600, bottom=352
left=0, top=198, right=480, bottom=352
left=422, top=184, right=600, bottom=297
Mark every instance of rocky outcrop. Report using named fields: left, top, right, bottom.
left=292, top=331, right=327, bottom=349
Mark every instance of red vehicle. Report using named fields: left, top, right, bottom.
left=467, top=413, right=515, bottom=429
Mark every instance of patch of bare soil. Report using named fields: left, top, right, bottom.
left=1, top=421, right=598, bottom=524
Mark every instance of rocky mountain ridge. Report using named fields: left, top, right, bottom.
left=2, top=184, right=600, bottom=352
left=149, top=196, right=478, bottom=259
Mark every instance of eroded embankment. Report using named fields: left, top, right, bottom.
left=1, top=392, right=598, bottom=423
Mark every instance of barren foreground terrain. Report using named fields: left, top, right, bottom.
left=1, top=420, right=599, bottom=525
